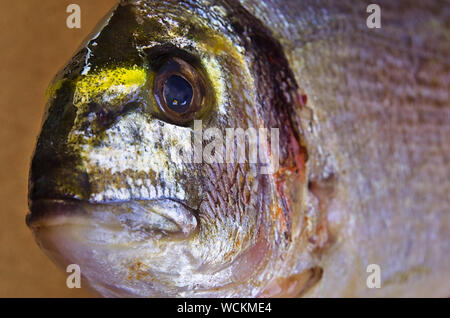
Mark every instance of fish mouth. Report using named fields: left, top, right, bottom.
left=26, top=198, right=200, bottom=297
left=26, top=198, right=198, bottom=241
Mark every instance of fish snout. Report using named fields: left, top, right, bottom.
left=28, top=113, right=199, bottom=240
left=28, top=128, right=92, bottom=204
left=29, top=162, right=91, bottom=204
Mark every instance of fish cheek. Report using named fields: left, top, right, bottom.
left=188, top=1, right=321, bottom=292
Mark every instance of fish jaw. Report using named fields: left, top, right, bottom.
left=26, top=198, right=275, bottom=297
left=26, top=198, right=202, bottom=297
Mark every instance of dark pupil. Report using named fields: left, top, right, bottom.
left=163, top=75, right=193, bottom=113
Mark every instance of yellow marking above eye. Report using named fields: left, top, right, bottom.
left=73, top=65, right=147, bottom=106
left=66, top=65, right=148, bottom=147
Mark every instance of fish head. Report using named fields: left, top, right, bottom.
left=27, top=0, right=310, bottom=297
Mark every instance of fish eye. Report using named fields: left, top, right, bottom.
left=154, top=57, right=205, bottom=124
left=163, top=75, right=193, bottom=113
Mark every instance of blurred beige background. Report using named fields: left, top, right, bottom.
left=0, top=0, right=117, bottom=297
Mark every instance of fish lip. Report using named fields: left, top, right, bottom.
left=26, top=198, right=199, bottom=239
left=26, top=198, right=88, bottom=228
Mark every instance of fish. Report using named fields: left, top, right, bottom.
left=26, top=0, right=450, bottom=297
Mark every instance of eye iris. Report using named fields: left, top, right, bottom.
left=163, top=75, right=193, bottom=113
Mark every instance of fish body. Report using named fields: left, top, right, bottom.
left=27, top=0, right=450, bottom=297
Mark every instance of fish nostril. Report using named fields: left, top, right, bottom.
left=96, top=109, right=110, bottom=126
left=91, top=101, right=140, bottom=129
